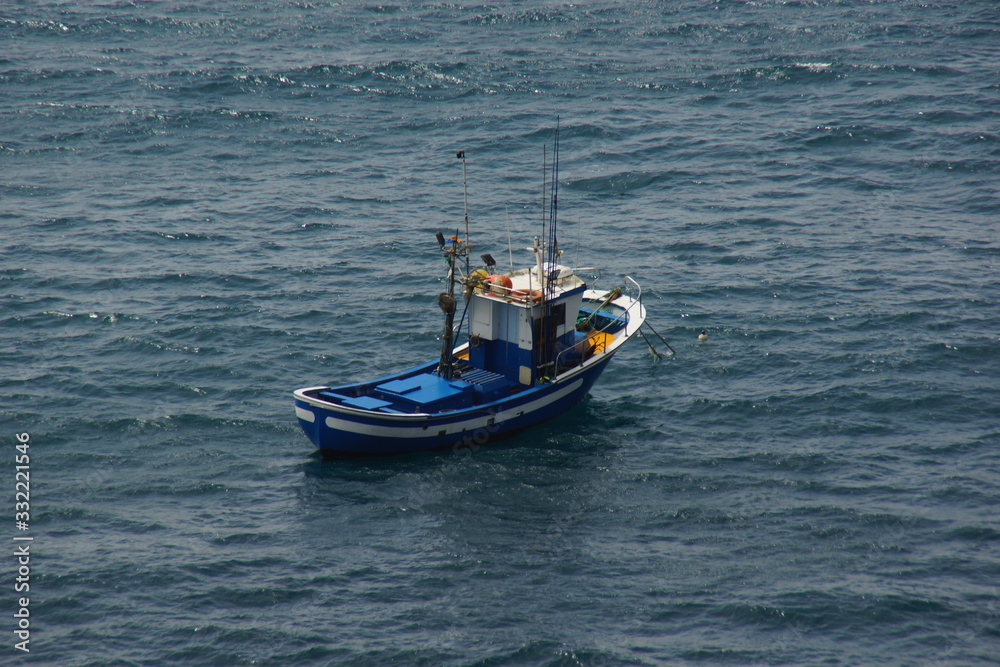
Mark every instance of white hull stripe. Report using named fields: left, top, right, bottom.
left=295, top=406, right=316, bottom=423
left=323, top=379, right=585, bottom=438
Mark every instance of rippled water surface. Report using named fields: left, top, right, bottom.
left=3, top=1, right=999, bottom=664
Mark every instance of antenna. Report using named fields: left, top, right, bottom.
left=505, top=207, right=514, bottom=272
left=457, top=150, right=470, bottom=275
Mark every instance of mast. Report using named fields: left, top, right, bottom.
left=436, top=150, right=471, bottom=380
left=436, top=231, right=459, bottom=380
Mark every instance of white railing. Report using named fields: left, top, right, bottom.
left=549, top=278, right=643, bottom=381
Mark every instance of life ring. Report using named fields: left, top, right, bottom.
left=510, top=289, right=543, bottom=303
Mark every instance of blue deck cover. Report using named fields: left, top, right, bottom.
left=376, top=373, right=475, bottom=411
left=340, top=395, right=394, bottom=411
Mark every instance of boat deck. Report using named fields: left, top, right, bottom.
left=305, top=363, right=516, bottom=415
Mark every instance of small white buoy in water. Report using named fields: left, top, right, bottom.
left=698, top=330, right=708, bottom=342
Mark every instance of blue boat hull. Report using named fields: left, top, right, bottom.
left=293, top=354, right=613, bottom=457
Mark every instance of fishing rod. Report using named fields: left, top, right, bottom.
left=538, top=122, right=561, bottom=375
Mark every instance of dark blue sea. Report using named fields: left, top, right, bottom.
left=3, top=1, right=999, bottom=664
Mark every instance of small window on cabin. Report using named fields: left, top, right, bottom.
left=533, top=302, right=569, bottom=346
left=551, top=303, right=566, bottom=325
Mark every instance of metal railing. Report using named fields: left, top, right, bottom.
left=549, top=276, right=643, bottom=382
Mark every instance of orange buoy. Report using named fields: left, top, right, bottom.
left=487, top=274, right=513, bottom=295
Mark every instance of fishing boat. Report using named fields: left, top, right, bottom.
left=293, top=141, right=647, bottom=457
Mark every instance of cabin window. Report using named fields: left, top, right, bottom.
left=533, top=303, right=566, bottom=339
left=551, top=302, right=566, bottom=325
left=533, top=302, right=568, bottom=369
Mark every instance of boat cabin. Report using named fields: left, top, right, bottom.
left=467, top=264, right=587, bottom=387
